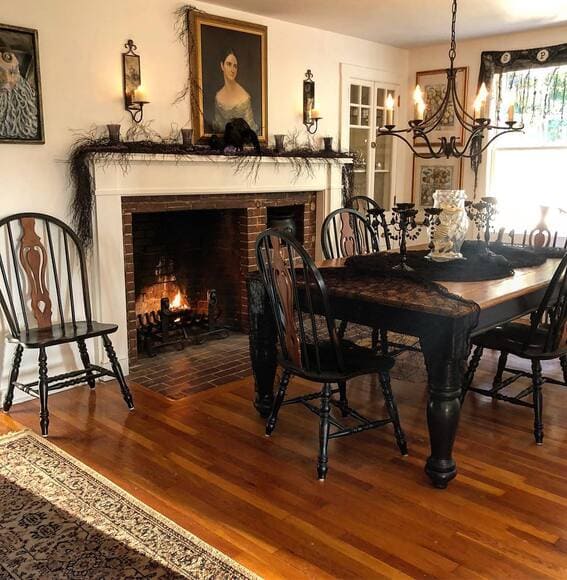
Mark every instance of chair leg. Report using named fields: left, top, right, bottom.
left=337, top=380, right=349, bottom=417
left=461, top=345, right=484, bottom=404
left=560, top=355, right=567, bottom=386
left=266, top=370, right=291, bottom=436
left=378, top=371, right=408, bottom=456
left=337, top=320, right=348, bottom=340
left=532, top=359, right=544, bottom=445
left=77, top=339, right=96, bottom=389
left=38, top=347, right=49, bottom=437
left=102, top=334, right=135, bottom=410
left=379, top=329, right=389, bottom=355
left=3, top=344, right=23, bottom=413
left=492, top=351, right=508, bottom=391
left=317, top=382, right=332, bottom=481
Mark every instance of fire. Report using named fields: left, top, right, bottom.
left=171, top=290, right=184, bottom=309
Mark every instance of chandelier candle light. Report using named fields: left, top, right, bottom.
left=378, top=0, right=523, bottom=159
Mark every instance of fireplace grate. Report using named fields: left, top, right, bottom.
left=137, top=290, right=229, bottom=357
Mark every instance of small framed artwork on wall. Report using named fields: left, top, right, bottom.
left=0, top=23, right=44, bottom=144
left=414, top=67, right=468, bottom=147
left=189, top=11, right=268, bottom=142
left=412, top=156, right=463, bottom=207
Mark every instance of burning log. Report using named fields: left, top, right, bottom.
left=137, top=289, right=228, bottom=357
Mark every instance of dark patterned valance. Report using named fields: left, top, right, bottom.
left=478, top=42, right=567, bottom=90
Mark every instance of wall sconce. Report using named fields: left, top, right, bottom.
left=122, top=39, right=149, bottom=123
left=303, top=69, right=322, bottom=134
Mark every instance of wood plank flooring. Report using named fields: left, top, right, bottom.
left=2, top=350, right=567, bottom=578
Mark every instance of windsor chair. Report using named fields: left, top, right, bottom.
left=0, top=213, right=134, bottom=436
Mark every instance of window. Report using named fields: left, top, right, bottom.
left=488, top=64, right=567, bottom=232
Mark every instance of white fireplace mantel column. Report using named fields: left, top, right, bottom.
left=90, top=154, right=350, bottom=372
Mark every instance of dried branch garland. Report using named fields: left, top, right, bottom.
left=68, top=128, right=352, bottom=248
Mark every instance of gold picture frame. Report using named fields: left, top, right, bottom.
left=411, top=155, right=463, bottom=207
left=414, top=67, right=468, bottom=147
left=189, top=12, right=268, bottom=142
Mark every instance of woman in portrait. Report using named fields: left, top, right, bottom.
left=213, top=49, right=257, bottom=132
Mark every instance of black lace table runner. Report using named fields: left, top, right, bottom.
left=345, top=241, right=565, bottom=282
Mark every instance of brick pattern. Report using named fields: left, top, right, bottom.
left=127, top=332, right=253, bottom=400
left=122, top=192, right=318, bottom=363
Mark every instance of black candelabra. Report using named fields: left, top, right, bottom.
left=465, top=197, right=498, bottom=244
left=389, top=203, right=423, bottom=271
left=423, top=207, right=444, bottom=257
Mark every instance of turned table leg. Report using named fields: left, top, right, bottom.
left=420, top=322, right=469, bottom=489
left=247, top=276, right=278, bottom=417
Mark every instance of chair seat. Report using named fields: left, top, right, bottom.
left=8, top=321, right=118, bottom=348
left=280, top=339, right=395, bottom=382
left=473, top=322, right=567, bottom=360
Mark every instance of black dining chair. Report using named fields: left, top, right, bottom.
left=321, top=207, right=379, bottom=259
left=256, top=228, right=407, bottom=480
left=346, top=195, right=392, bottom=250
left=321, top=207, right=418, bottom=357
left=462, top=253, right=567, bottom=444
left=0, top=213, right=134, bottom=436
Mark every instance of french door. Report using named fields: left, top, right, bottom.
left=341, top=66, right=400, bottom=209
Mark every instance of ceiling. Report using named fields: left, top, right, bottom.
left=204, top=0, right=567, bottom=48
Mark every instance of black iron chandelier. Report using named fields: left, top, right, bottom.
left=378, top=0, right=523, bottom=159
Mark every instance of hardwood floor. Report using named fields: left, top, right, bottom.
left=2, top=350, right=567, bottom=578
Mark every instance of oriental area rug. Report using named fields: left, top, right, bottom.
left=0, top=430, right=259, bottom=579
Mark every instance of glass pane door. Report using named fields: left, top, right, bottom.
left=348, top=83, right=372, bottom=197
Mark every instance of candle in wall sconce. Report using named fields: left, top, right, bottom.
left=385, top=94, right=395, bottom=126
left=310, top=108, right=321, bottom=120
left=133, top=86, right=148, bottom=103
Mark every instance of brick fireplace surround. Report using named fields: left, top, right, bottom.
left=122, top=191, right=317, bottom=362
left=89, top=155, right=348, bottom=373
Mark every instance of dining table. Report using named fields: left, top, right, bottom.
left=247, top=253, right=563, bottom=489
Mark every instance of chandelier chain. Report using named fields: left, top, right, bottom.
left=448, top=0, right=457, bottom=65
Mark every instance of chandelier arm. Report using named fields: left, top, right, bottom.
left=450, top=79, right=478, bottom=129
left=451, top=127, right=486, bottom=158
left=458, top=128, right=521, bottom=159
left=377, top=131, right=445, bottom=159
left=414, top=76, right=454, bottom=133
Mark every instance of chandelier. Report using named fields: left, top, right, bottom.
left=378, top=0, right=523, bottom=159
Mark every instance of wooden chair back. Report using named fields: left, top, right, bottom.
left=347, top=195, right=392, bottom=250
left=255, top=229, right=344, bottom=375
left=0, top=213, right=92, bottom=337
left=321, top=208, right=379, bottom=259
left=528, top=253, right=567, bottom=354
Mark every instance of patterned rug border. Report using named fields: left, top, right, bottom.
left=0, top=429, right=261, bottom=579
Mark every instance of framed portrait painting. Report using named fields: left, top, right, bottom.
left=414, top=67, right=468, bottom=146
left=412, top=156, right=463, bottom=207
left=190, top=12, right=267, bottom=142
left=0, top=23, right=44, bottom=144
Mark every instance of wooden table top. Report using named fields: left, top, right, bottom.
left=318, top=257, right=562, bottom=312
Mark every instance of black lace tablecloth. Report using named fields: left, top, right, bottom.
left=345, top=241, right=566, bottom=282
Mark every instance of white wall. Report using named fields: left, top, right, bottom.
left=407, top=24, right=567, bottom=198
left=0, top=0, right=408, bottom=403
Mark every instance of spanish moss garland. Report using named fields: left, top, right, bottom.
left=68, top=131, right=352, bottom=248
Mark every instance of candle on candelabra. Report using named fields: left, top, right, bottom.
left=385, top=94, right=395, bottom=126
left=507, top=100, right=515, bottom=123
left=413, top=85, right=425, bottom=121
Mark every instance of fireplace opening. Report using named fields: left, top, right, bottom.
left=132, top=209, right=243, bottom=354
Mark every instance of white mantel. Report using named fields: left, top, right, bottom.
left=91, top=154, right=349, bottom=372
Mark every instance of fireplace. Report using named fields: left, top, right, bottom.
left=89, top=155, right=347, bottom=373
left=122, top=192, right=317, bottom=362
